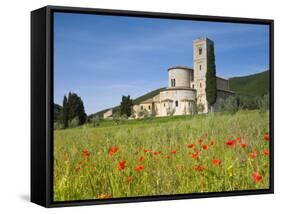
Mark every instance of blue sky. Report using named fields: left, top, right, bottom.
left=54, top=12, right=269, bottom=114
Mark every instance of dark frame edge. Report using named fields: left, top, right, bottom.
left=31, top=6, right=51, bottom=207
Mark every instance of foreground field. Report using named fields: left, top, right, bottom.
left=53, top=110, right=270, bottom=201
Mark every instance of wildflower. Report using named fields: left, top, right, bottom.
left=194, top=165, right=205, bottom=172
left=240, top=143, right=247, bottom=149
left=98, top=194, right=112, bottom=199
left=202, top=144, right=208, bottom=150
left=171, top=150, right=177, bottom=154
left=82, top=149, right=90, bottom=157
left=117, top=160, right=126, bottom=170
left=153, top=151, right=161, bottom=155
left=236, top=137, right=241, bottom=142
left=109, top=146, right=118, bottom=157
left=209, top=141, right=215, bottom=146
left=126, top=176, right=133, bottom=183
left=226, top=139, right=236, bottom=147
left=163, top=155, right=170, bottom=159
left=250, top=152, right=257, bottom=159
left=264, top=132, right=270, bottom=141
left=252, top=172, right=262, bottom=183
left=197, top=139, right=203, bottom=144
left=138, top=156, right=144, bottom=161
left=187, top=144, right=194, bottom=148
left=191, top=152, right=199, bottom=159
left=263, top=149, right=270, bottom=156
left=212, top=159, right=221, bottom=166
left=135, top=164, right=145, bottom=172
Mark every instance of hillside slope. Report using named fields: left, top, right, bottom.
left=229, top=70, right=269, bottom=97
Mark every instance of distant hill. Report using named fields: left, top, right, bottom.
left=229, top=70, right=269, bottom=97
left=133, top=87, right=166, bottom=105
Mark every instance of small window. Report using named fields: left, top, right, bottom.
left=199, top=48, right=202, bottom=55
left=164, top=103, right=166, bottom=107
left=200, top=82, right=202, bottom=88
left=192, top=84, right=194, bottom=88
left=148, top=105, right=151, bottom=110
left=141, top=106, right=143, bottom=110
left=199, top=65, right=202, bottom=70
left=175, top=100, right=178, bottom=107
left=171, top=78, right=176, bottom=87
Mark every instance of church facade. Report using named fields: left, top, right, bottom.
left=132, top=37, right=234, bottom=118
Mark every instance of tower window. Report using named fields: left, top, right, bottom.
left=199, top=48, right=202, bottom=55
left=200, top=83, right=202, bottom=88
left=175, top=100, right=178, bottom=107
left=164, top=103, right=165, bottom=107
left=171, top=78, right=176, bottom=87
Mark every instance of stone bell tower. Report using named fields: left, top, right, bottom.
left=193, top=37, right=214, bottom=113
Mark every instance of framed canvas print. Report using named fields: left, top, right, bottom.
left=31, top=5, right=274, bottom=207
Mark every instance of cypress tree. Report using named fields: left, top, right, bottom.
left=67, top=92, right=87, bottom=125
left=120, top=95, right=133, bottom=117
left=206, top=41, right=217, bottom=111
left=62, top=95, right=69, bottom=128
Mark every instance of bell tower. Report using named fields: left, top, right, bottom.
left=193, top=37, right=214, bottom=113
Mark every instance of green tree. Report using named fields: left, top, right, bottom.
left=206, top=42, right=217, bottom=112
left=62, top=95, right=69, bottom=128
left=120, top=95, right=133, bottom=117
left=67, top=92, right=87, bottom=125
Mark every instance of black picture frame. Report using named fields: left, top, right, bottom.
left=31, top=5, right=274, bottom=208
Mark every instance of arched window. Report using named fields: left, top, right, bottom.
left=175, top=100, right=178, bottom=107
left=199, top=48, right=202, bottom=55
left=148, top=105, right=151, bottom=110
left=199, top=65, right=202, bottom=70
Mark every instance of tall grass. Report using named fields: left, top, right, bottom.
left=53, top=110, right=270, bottom=201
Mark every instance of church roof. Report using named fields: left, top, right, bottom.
left=167, top=66, right=193, bottom=71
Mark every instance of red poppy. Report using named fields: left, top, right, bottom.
left=187, top=144, right=194, bottom=148
left=153, top=151, right=161, bottom=155
left=138, top=156, right=145, bottom=161
left=163, top=155, right=171, bottom=159
left=109, top=146, right=118, bottom=157
left=226, top=139, right=236, bottom=147
left=240, top=143, right=247, bottom=149
left=212, top=159, right=221, bottom=166
left=135, top=164, right=145, bottom=172
left=263, top=149, right=270, bottom=156
left=126, top=176, right=133, bottom=183
left=202, top=144, right=208, bottom=150
left=250, top=152, right=257, bottom=159
left=171, top=150, right=177, bottom=154
left=236, top=137, right=241, bottom=142
left=194, top=165, right=205, bottom=172
left=143, top=149, right=150, bottom=153
left=264, top=133, right=270, bottom=141
left=117, top=160, right=126, bottom=170
left=252, top=172, right=262, bottom=183
left=191, top=152, right=199, bottom=159
left=82, top=149, right=90, bottom=157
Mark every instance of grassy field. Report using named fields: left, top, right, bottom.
left=53, top=110, right=270, bottom=201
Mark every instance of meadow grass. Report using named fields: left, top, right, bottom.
left=53, top=110, right=270, bottom=201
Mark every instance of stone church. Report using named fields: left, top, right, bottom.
left=131, top=37, right=234, bottom=118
